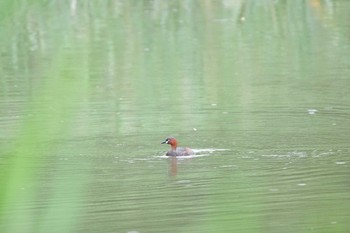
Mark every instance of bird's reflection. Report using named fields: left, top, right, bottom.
left=168, top=156, right=178, bottom=176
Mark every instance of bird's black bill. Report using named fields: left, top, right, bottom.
left=161, top=139, right=169, bottom=144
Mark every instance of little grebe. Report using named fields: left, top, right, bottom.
left=161, top=137, right=194, bottom=156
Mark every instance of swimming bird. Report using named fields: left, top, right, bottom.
left=161, top=137, right=194, bottom=156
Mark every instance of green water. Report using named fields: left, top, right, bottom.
left=1, top=1, right=350, bottom=233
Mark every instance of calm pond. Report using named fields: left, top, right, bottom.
left=1, top=1, right=350, bottom=233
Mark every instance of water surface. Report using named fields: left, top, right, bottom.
left=1, top=1, right=350, bottom=233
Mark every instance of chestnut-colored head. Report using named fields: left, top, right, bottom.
left=161, top=137, right=178, bottom=149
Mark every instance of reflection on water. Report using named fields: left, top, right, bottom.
left=1, top=1, right=350, bottom=233
left=168, top=157, right=178, bottom=176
